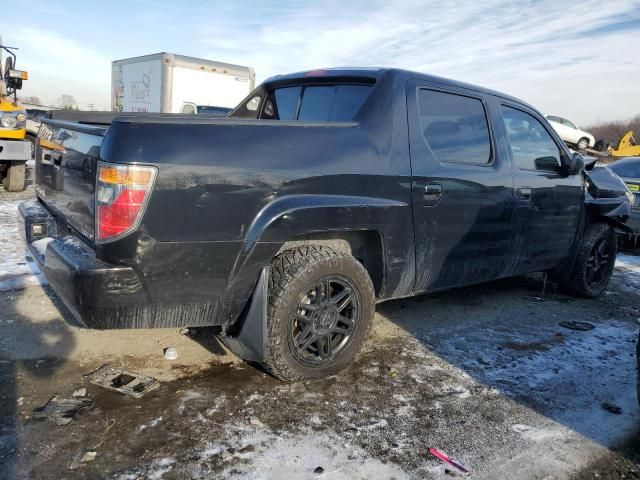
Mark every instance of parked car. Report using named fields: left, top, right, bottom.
left=179, top=102, right=231, bottom=116
left=20, top=68, right=632, bottom=380
left=608, top=157, right=640, bottom=235
left=545, top=115, right=595, bottom=150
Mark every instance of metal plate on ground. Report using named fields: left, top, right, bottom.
left=84, top=365, right=160, bottom=398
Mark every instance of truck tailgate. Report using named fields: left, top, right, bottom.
left=36, top=119, right=107, bottom=242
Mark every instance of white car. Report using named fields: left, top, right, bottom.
left=545, top=115, right=595, bottom=150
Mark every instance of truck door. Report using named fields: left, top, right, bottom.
left=407, top=81, right=516, bottom=293
left=499, top=103, right=583, bottom=273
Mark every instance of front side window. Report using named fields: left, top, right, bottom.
left=502, top=106, right=562, bottom=172
left=418, top=89, right=491, bottom=164
left=562, top=118, right=578, bottom=129
left=181, top=104, right=195, bottom=114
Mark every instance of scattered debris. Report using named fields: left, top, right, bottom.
left=80, top=451, right=97, bottom=463
left=511, top=424, right=532, bottom=434
left=559, top=321, right=594, bottom=331
left=428, top=447, right=469, bottom=476
left=238, top=444, right=255, bottom=454
left=139, top=416, right=163, bottom=432
left=314, top=466, right=325, bottom=474
left=602, top=402, right=622, bottom=415
left=72, top=388, right=87, bottom=398
left=525, top=295, right=544, bottom=302
left=221, top=450, right=233, bottom=461
left=17, top=397, right=23, bottom=407
left=164, top=347, right=179, bottom=361
left=388, top=367, right=399, bottom=378
left=249, top=416, right=263, bottom=427
left=84, top=365, right=159, bottom=398
left=92, top=418, right=116, bottom=450
left=179, top=328, right=194, bottom=336
left=32, top=396, right=94, bottom=426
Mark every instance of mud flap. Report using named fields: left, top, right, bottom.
left=222, top=267, right=269, bottom=363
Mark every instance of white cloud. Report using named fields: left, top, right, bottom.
left=199, top=0, right=640, bottom=124
left=9, top=26, right=111, bottom=108
left=6, top=0, right=640, bottom=123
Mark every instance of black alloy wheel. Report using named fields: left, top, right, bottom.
left=585, top=236, right=612, bottom=290
left=289, top=276, right=360, bottom=366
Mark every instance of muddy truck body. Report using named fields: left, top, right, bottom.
left=20, top=69, right=632, bottom=380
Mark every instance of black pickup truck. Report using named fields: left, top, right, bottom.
left=20, top=68, right=632, bottom=380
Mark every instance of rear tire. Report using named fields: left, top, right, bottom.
left=2, top=162, right=26, bottom=192
left=577, top=137, right=589, bottom=150
left=264, top=246, right=375, bottom=381
left=563, top=223, right=616, bottom=298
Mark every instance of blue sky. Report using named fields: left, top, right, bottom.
left=5, top=0, right=640, bottom=124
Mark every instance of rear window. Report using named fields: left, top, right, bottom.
left=262, top=84, right=372, bottom=122
left=609, top=160, right=640, bottom=178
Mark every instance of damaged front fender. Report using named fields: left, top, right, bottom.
left=583, top=163, right=633, bottom=232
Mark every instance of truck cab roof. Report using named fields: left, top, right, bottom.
left=264, top=67, right=534, bottom=110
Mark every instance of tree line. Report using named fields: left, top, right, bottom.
left=586, top=115, right=640, bottom=147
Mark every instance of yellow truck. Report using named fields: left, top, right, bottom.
left=609, top=131, right=640, bottom=158
left=0, top=40, right=30, bottom=192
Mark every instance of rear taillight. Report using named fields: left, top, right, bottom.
left=96, top=162, right=157, bottom=243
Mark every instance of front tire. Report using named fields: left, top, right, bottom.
left=564, top=223, right=616, bottom=298
left=264, top=246, right=375, bottom=381
left=2, top=162, right=26, bottom=192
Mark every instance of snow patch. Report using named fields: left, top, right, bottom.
left=207, top=428, right=410, bottom=480
left=146, top=457, right=176, bottom=480
left=0, top=200, right=46, bottom=292
left=138, top=416, right=163, bottom=432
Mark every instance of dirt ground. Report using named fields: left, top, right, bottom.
left=1, top=184, right=640, bottom=479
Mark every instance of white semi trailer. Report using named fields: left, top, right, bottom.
left=111, top=52, right=255, bottom=113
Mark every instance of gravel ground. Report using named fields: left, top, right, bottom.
left=1, top=185, right=639, bottom=480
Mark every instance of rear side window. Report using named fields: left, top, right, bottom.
left=418, top=89, right=491, bottom=164
left=502, top=106, right=561, bottom=172
left=609, top=160, right=640, bottom=178
left=264, top=84, right=372, bottom=121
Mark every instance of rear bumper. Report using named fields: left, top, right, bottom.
left=20, top=199, right=244, bottom=330
left=0, top=139, right=30, bottom=161
left=19, top=200, right=149, bottom=329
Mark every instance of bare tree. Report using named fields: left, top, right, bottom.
left=57, top=94, right=78, bottom=110
left=586, top=114, right=640, bottom=147
left=20, top=95, right=42, bottom=105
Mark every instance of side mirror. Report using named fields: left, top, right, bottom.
left=566, top=152, right=584, bottom=175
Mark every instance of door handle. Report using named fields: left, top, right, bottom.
left=516, top=187, right=532, bottom=200
left=424, top=183, right=443, bottom=206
